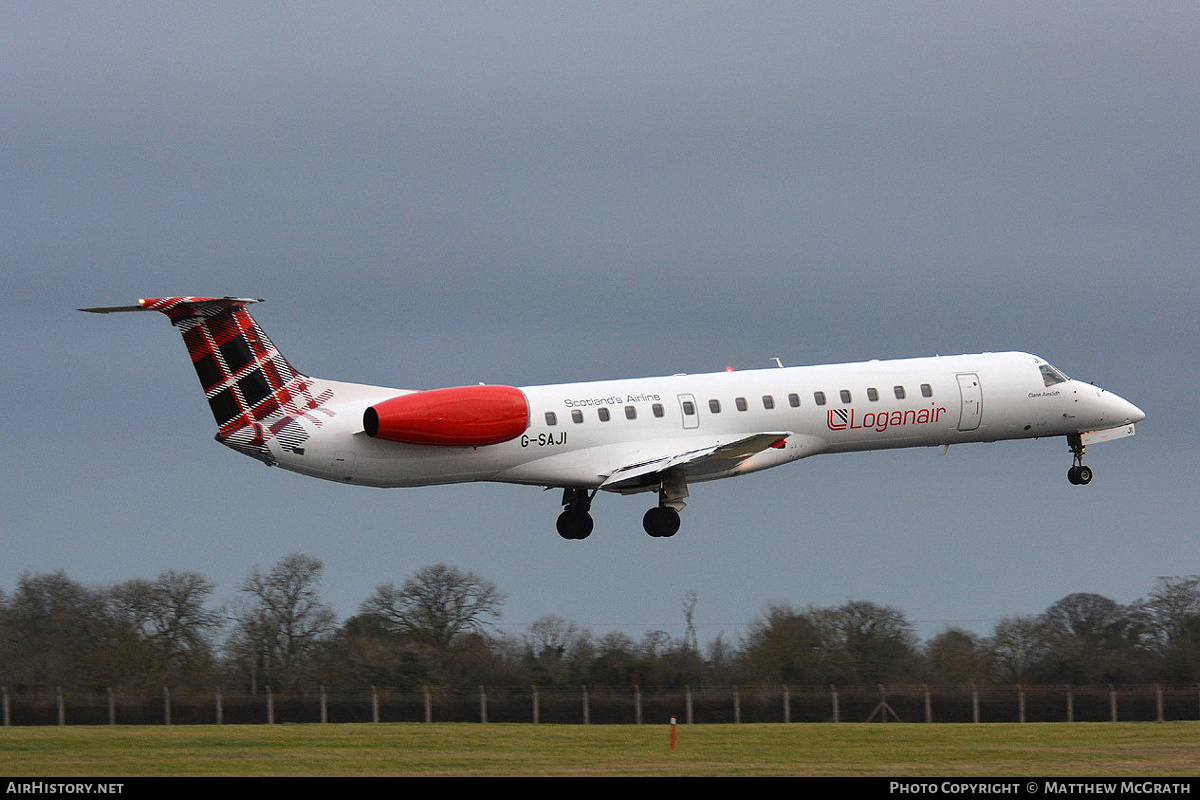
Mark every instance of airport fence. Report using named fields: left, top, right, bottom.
left=3, top=683, right=1200, bottom=726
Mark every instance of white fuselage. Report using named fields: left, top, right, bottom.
left=267, top=351, right=1144, bottom=493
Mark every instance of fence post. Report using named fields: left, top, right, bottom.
left=424, top=686, right=432, bottom=723
left=479, top=685, right=488, bottom=723
left=733, top=686, right=741, bottom=724
left=2, top=687, right=8, bottom=727
left=532, top=685, right=539, bottom=724
left=685, top=686, right=693, bottom=724
left=1018, top=685, right=1025, bottom=723
left=215, top=688, right=223, bottom=725
left=320, top=685, right=327, bottom=723
left=163, top=687, right=171, bottom=726
left=371, top=686, right=379, bottom=723
left=1109, top=684, right=1118, bottom=722
left=1066, top=685, right=1074, bottom=723
left=57, top=687, right=64, bottom=726
left=1156, top=684, right=1163, bottom=723
left=635, top=685, right=642, bottom=725
left=831, top=685, right=840, bottom=723
left=582, top=685, right=590, bottom=725
left=924, top=685, right=932, bottom=723
left=783, top=685, right=790, bottom=724
left=107, top=688, right=115, bottom=726
left=267, top=686, right=274, bottom=724
left=971, top=684, right=979, bottom=723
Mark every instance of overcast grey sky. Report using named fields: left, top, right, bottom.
left=3, top=3, right=1197, bottom=646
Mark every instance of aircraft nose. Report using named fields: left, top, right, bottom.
left=1108, top=392, right=1145, bottom=425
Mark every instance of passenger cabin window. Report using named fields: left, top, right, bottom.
left=1040, top=364, right=1069, bottom=387
left=894, top=385, right=906, bottom=400
left=921, top=383, right=933, bottom=398
left=625, top=405, right=637, bottom=420
left=652, top=403, right=665, bottom=418
left=545, top=412, right=558, bottom=426
left=788, top=393, right=801, bottom=408
left=867, top=387, right=879, bottom=402
left=814, top=391, right=826, bottom=406
left=762, top=395, right=775, bottom=410
left=571, top=409, right=584, bottom=424
left=682, top=400, right=696, bottom=417
left=840, top=389, right=852, bottom=403
left=598, top=407, right=610, bottom=422
left=709, top=399, right=722, bottom=413
left=735, top=397, right=748, bottom=412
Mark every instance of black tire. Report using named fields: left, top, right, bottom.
left=643, top=507, right=681, bottom=538
left=557, top=511, right=593, bottom=539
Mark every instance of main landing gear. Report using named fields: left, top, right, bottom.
left=643, top=469, right=687, bottom=538
left=557, top=488, right=595, bottom=540
left=1066, top=433, right=1093, bottom=485
left=556, top=470, right=690, bottom=540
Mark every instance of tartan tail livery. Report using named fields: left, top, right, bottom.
left=82, top=295, right=1144, bottom=540
left=81, top=297, right=337, bottom=465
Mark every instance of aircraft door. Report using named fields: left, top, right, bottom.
left=956, top=373, right=982, bottom=432
left=678, top=394, right=699, bottom=429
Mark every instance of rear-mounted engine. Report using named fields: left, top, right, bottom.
left=363, top=385, right=529, bottom=447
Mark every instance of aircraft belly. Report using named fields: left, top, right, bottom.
left=492, top=446, right=612, bottom=487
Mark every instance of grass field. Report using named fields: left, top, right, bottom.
left=1, top=722, right=1198, bottom=777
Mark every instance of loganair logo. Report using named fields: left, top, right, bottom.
left=827, top=404, right=948, bottom=433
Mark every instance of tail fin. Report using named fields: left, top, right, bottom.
left=81, top=297, right=333, bottom=463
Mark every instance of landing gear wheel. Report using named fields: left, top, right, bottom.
left=557, top=487, right=596, bottom=539
left=643, top=506, right=681, bottom=538
left=1068, top=465, right=1093, bottom=485
left=557, top=511, right=593, bottom=540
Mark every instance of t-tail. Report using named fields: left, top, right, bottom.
left=80, top=297, right=334, bottom=464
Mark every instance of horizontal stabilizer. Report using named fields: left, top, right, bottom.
left=601, top=432, right=791, bottom=492
left=80, top=297, right=262, bottom=314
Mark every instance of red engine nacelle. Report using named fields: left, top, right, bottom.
left=363, top=385, right=529, bottom=447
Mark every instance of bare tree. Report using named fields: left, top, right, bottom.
left=811, top=600, right=919, bottom=684
left=0, top=571, right=110, bottom=690
left=108, top=570, right=221, bottom=688
left=986, top=615, right=1053, bottom=683
left=739, top=603, right=827, bottom=685
left=523, top=614, right=585, bottom=685
left=1040, top=592, right=1142, bottom=683
left=360, top=563, right=503, bottom=652
left=228, top=554, right=336, bottom=691
left=923, top=627, right=990, bottom=685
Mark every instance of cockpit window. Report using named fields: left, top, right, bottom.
left=1039, top=364, right=1069, bottom=387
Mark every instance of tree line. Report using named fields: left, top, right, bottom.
left=2, top=554, right=1198, bottom=694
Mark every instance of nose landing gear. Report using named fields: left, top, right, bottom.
left=1067, top=433, right=1093, bottom=485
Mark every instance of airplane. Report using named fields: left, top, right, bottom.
left=81, top=296, right=1145, bottom=540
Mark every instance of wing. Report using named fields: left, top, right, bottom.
left=600, top=432, right=792, bottom=492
